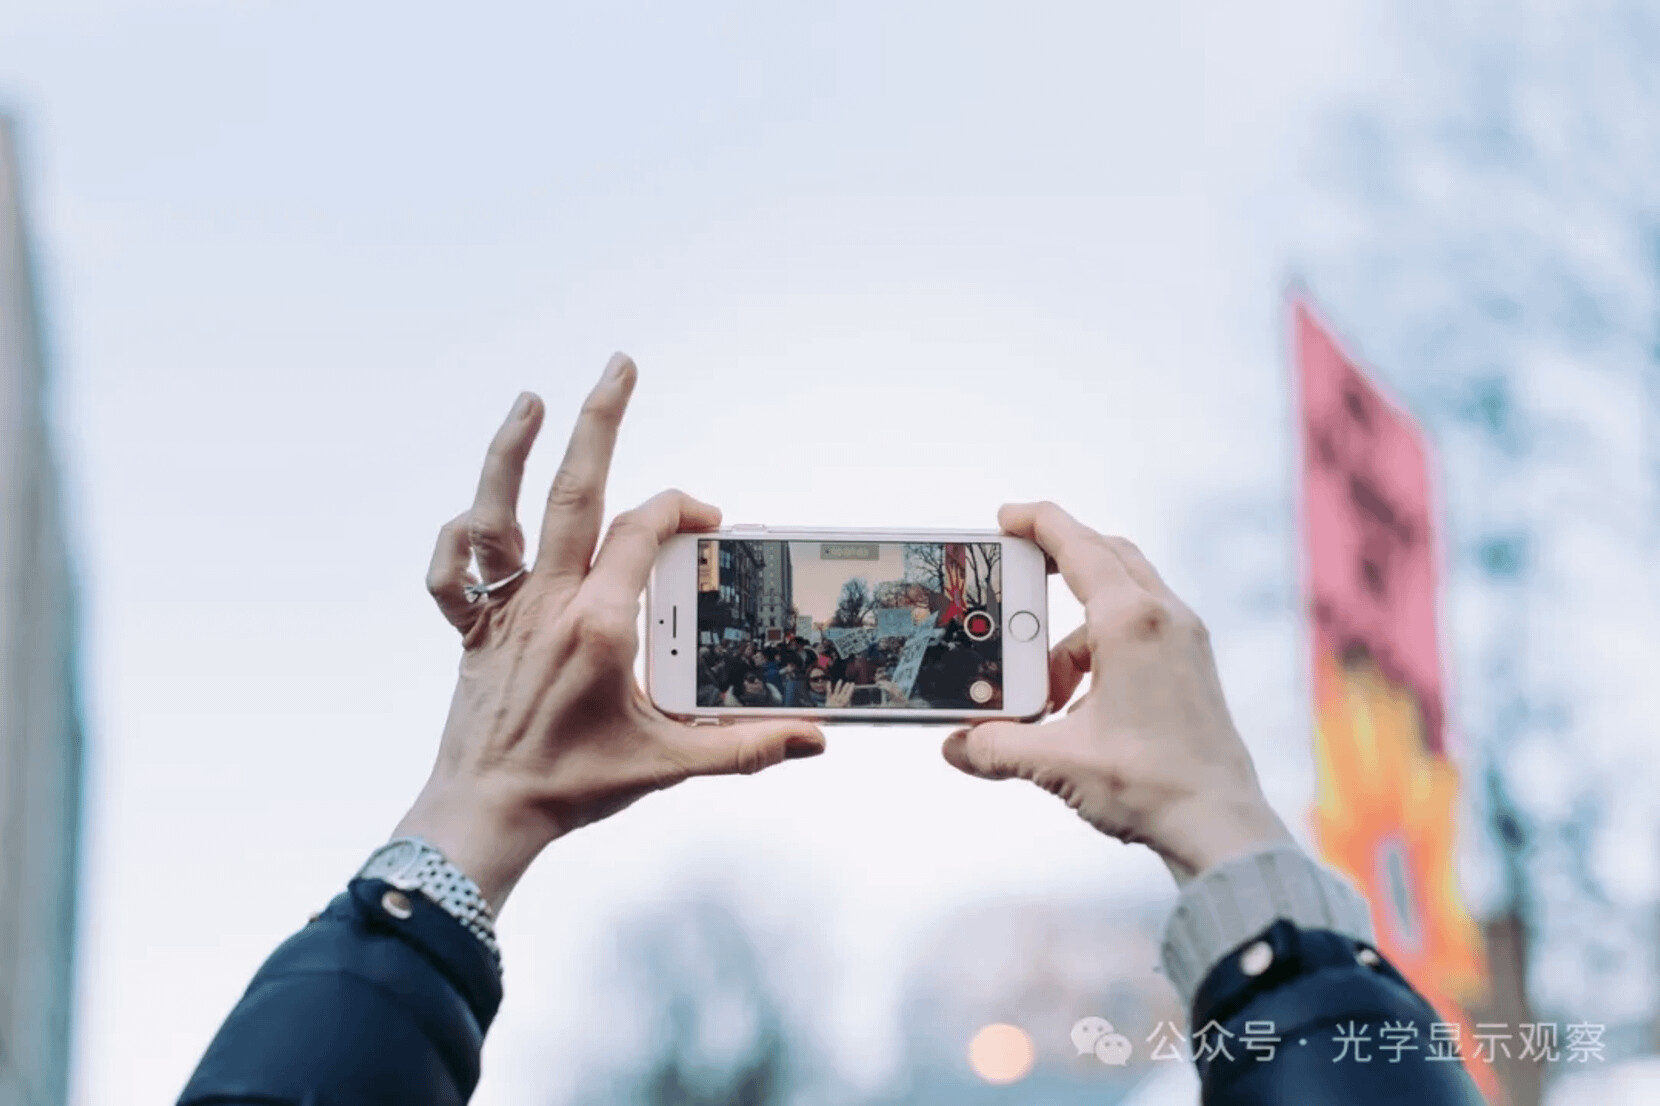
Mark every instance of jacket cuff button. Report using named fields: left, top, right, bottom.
left=1355, top=946, right=1381, bottom=968
left=382, top=889, right=414, bottom=920
left=1239, top=940, right=1274, bottom=977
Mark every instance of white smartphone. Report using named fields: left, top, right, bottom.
left=646, top=527, right=1049, bottom=724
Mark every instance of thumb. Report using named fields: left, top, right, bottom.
left=673, top=719, right=827, bottom=777
left=942, top=716, right=1076, bottom=781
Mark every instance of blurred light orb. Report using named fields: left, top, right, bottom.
left=967, top=1022, right=1035, bottom=1084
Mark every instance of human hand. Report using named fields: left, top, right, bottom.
left=826, top=680, right=856, bottom=708
left=941, top=502, right=1293, bottom=884
left=395, top=355, right=826, bottom=909
left=874, top=678, right=907, bottom=705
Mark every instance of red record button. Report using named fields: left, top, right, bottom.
left=964, top=610, right=996, bottom=641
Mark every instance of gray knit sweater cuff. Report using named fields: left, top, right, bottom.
left=1159, top=845, right=1375, bottom=1011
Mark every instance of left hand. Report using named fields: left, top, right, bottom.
left=825, top=680, right=857, bottom=708
left=394, top=354, right=826, bottom=909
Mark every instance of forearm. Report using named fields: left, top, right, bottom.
left=178, top=879, right=502, bottom=1106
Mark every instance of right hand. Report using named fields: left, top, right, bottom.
left=874, top=678, right=907, bottom=705
left=826, top=680, right=857, bottom=708
left=396, top=354, right=826, bottom=910
left=941, top=502, right=1294, bottom=883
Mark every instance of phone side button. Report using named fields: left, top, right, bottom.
left=689, top=716, right=724, bottom=726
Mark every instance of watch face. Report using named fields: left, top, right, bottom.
left=366, top=840, right=419, bottom=879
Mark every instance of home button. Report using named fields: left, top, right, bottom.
left=1009, top=611, right=1040, bottom=642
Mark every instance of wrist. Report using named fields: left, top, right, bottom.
left=394, top=779, right=555, bottom=909
left=1146, top=789, right=1295, bottom=887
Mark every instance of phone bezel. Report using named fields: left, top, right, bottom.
left=645, top=527, right=1049, bottom=725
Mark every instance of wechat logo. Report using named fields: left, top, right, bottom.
left=1071, top=1016, right=1133, bottom=1066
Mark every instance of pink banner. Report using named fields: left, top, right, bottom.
left=1296, top=300, right=1446, bottom=753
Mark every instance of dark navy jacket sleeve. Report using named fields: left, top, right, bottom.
left=178, top=879, right=503, bottom=1106
left=1191, top=920, right=1484, bottom=1105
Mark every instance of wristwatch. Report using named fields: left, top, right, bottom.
left=357, top=836, right=502, bottom=970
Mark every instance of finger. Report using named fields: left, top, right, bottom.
left=1047, top=623, right=1092, bottom=712
left=469, top=392, right=544, bottom=581
left=669, top=719, right=827, bottom=777
left=1028, top=524, right=1171, bottom=601
left=999, top=501, right=1142, bottom=607
left=426, top=512, right=480, bottom=632
left=1100, top=536, right=1179, bottom=601
left=535, top=353, right=638, bottom=584
left=586, top=488, right=722, bottom=601
left=941, top=715, right=1079, bottom=781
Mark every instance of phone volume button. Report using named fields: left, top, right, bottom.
left=730, top=523, right=766, bottom=532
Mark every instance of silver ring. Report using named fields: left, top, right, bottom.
left=464, top=565, right=528, bottom=604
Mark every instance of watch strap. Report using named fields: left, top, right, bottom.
left=359, top=836, right=502, bottom=971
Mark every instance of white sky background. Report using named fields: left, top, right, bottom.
left=0, top=2, right=1384, bottom=1103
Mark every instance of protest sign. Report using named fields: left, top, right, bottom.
left=876, top=607, right=918, bottom=639
left=825, top=626, right=876, bottom=656
left=890, top=614, right=940, bottom=698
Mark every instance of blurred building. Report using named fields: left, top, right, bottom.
left=0, top=116, right=84, bottom=1106
left=755, top=541, right=793, bottom=641
left=697, top=540, right=762, bottom=643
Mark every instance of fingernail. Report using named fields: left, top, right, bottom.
left=603, top=352, right=633, bottom=382
left=511, top=392, right=534, bottom=419
left=784, top=735, right=825, bottom=760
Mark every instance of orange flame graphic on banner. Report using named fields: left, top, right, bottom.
left=1312, top=648, right=1500, bottom=1101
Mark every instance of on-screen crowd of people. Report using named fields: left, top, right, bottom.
left=695, top=616, right=1003, bottom=710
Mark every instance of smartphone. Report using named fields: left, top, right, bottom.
left=646, top=527, right=1049, bottom=723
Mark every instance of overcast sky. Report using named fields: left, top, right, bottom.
left=0, top=3, right=1380, bottom=1102
left=788, top=542, right=904, bottom=626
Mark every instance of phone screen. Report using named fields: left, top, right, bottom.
left=695, top=539, right=1004, bottom=711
